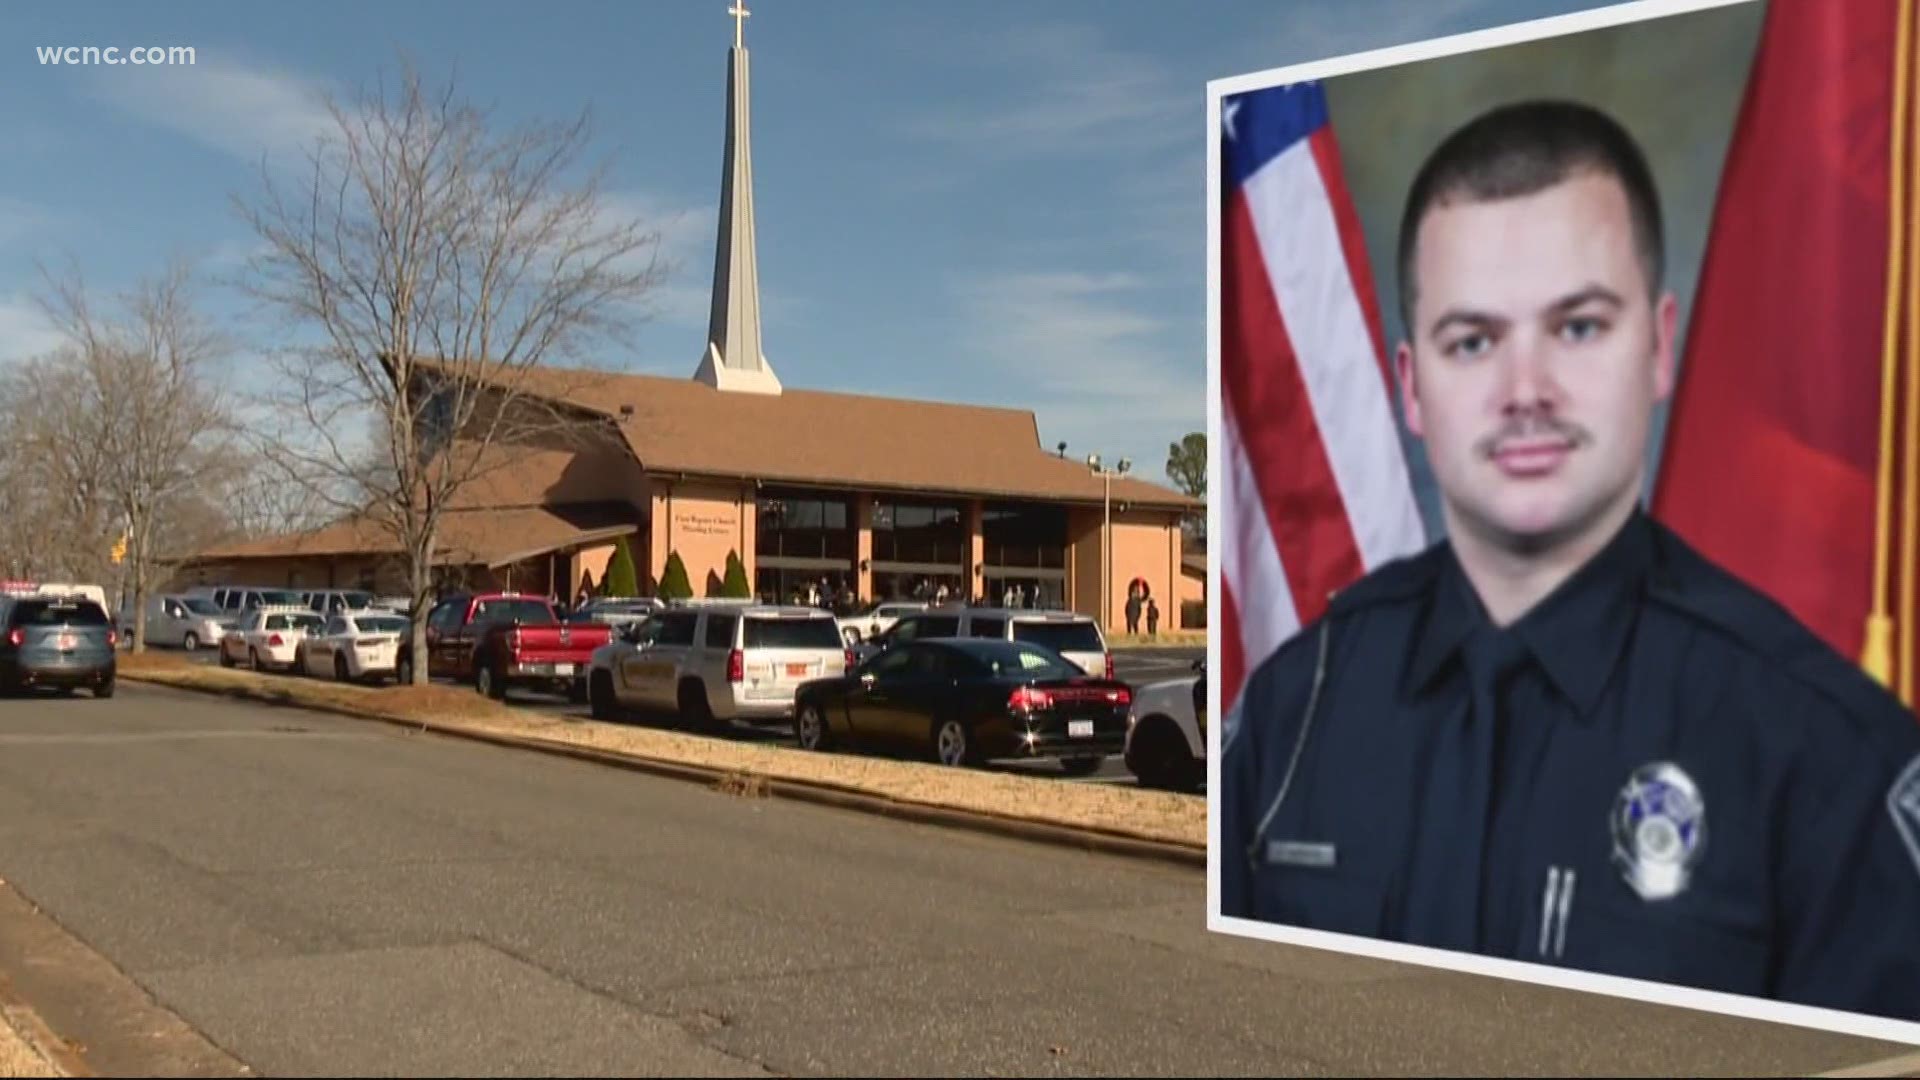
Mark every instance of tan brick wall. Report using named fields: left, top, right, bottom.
left=651, top=478, right=755, bottom=596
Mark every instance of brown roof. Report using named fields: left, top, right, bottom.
left=402, top=357, right=1201, bottom=511
left=192, top=502, right=639, bottom=568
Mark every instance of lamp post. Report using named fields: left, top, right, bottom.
left=1087, top=453, right=1131, bottom=632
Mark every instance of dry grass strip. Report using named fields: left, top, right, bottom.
left=117, top=653, right=1205, bottom=850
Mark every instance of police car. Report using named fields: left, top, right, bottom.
left=1124, top=659, right=1206, bottom=792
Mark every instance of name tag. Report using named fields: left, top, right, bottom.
left=1266, top=840, right=1337, bottom=868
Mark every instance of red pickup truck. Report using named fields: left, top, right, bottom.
left=412, top=592, right=611, bottom=701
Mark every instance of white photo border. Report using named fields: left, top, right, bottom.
left=1203, top=0, right=1920, bottom=1049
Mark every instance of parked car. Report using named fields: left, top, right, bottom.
left=218, top=606, right=325, bottom=672
left=301, top=589, right=379, bottom=617
left=834, top=600, right=928, bottom=647
left=1124, top=659, right=1206, bottom=792
left=585, top=600, right=849, bottom=730
left=412, top=592, right=611, bottom=701
left=792, top=637, right=1129, bottom=772
left=568, top=597, right=662, bottom=631
left=855, top=606, right=1113, bottom=679
left=0, top=594, right=117, bottom=697
left=294, top=609, right=410, bottom=684
left=137, top=593, right=236, bottom=651
left=190, top=585, right=311, bottom=616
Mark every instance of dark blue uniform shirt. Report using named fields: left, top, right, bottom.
left=1220, top=509, right=1920, bottom=1020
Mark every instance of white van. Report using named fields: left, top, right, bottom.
left=141, top=593, right=236, bottom=651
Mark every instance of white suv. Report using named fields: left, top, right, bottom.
left=586, top=601, right=850, bottom=730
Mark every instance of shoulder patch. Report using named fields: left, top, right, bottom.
left=1891, top=754, right=1920, bottom=880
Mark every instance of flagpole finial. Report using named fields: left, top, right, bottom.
left=729, top=0, right=750, bottom=49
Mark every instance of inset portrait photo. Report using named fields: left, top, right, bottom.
left=1208, top=0, right=1920, bottom=1043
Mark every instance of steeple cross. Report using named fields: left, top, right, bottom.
left=729, top=1, right=749, bottom=48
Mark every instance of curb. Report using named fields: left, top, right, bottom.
left=0, top=972, right=89, bottom=1078
left=118, top=672, right=1208, bottom=873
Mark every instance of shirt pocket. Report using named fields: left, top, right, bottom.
left=1250, top=860, right=1390, bottom=941
left=1557, top=888, right=1771, bottom=997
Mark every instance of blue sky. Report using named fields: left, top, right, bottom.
left=4, top=0, right=1617, bottom=497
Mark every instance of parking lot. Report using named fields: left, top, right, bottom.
left=156, top=641, right=1206, bottom=788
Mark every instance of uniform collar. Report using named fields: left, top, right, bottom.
left=1407, top=508, right=1654, bottom=717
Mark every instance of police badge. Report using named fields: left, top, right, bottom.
left=1611, top=762, right=1706, bottom=901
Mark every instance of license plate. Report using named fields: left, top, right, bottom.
left=1069, top=720, right=1094, bottom=738
left=785, top=663, right=810, bottom=677
left=57, top=634, right=75, bottom=650
left=554, top=663, right=574, bottom=677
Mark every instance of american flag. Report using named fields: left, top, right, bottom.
left=1218, top=79, right=1427, bottom=716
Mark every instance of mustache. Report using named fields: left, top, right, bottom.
left=1474, top=416, right=1593, bottom=459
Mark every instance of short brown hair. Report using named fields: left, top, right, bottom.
left=1396, top=99, right=1665, bottom=333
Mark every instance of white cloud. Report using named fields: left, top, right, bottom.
left=906, top=22, right=1188, bottom=160
left=83, top=54, right=338, bottom=167
left=954, top=270, right=1203, bottom=474
left=0, top=296, right=69, bottom=365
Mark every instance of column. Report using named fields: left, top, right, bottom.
left=966, top=499, right=985, bottom=603
left=855, top=493, right=874, bottom=603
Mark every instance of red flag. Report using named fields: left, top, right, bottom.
left=1653, top=0, right=1919, bottom=703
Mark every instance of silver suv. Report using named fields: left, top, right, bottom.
left=586, top=601, right=850, bottom=730
left=858, top=606, right=1112, bottom=679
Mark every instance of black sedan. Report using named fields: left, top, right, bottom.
left=791, top=637, right=1131, bottom=773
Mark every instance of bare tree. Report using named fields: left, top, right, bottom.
left=232, top=57, right=666, bottom=685
left=29, top=260, right=233, bottom=652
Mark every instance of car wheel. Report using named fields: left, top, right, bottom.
left=335, top=654, right=350, bottom=683
left=248, top=647, right=261, bottom=671
left=396, top=655, right=414, bottom=686
left=476, top=660, right=506, bottom=701
left=182, top=632, right=199, bottom=652
left=795, top=701, right=833, bottom=751
left=589, top=670, right=616, bottom=721
left=219, top=646, right=234, bottom=668
left=679, top=680, right=717, bottom=733
left=94, top=676, right=114, bottom=699
left=1127, top=720, right=1199, bottom=791
left=930, top=715, right=973, bottom=767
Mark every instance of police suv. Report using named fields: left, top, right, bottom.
left=584, top=599, right=851, bottom=730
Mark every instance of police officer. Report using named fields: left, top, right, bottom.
left=1219, top=98, right=1920, bottom=1021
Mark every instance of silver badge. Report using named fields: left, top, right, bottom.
left=1611, top=761, right=1706, bottom=901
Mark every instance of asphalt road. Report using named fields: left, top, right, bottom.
left=0, top=683, right=1909, bottom=1078
left=162, top=643, right=1209, bottom=789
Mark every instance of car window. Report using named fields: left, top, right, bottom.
left=967, top=617, right=1004, bottom=639
left=704, top=614, right=738, bottom=648
left=325, top=618, right=346, bottom=636
left=863, top=646, right=915, bottom=680
left=907, top=646, right=949, bottom=679
left=654, top=613, right=698, bottom=647
left=260, top=590, right=305, bottom=607
left=266, top=614, right=291, bottom=631
left=9, top=600, right=108, bottom=626
left=471, top=599, right=551, bottom=625
left=916, top=616, right=960, bottom=638
left=183, top=598, right=221, bottom=615
left=743, top=616, right=840, bottom=649
left=1010, top=620, right=1103, bottom=653
left=358, top=616, right=408, bottom=634
left=981, top=642, right=1080, bottom=678
left=291, top=613, right=324, bottom=632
